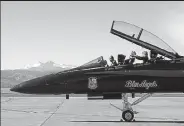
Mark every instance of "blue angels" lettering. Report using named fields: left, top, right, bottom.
left=125, top=80, right=158, bottom=89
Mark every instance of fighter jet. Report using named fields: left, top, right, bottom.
left=10, top=21, right=184, bottom=122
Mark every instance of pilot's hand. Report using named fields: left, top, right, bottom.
left=130, top=51, right=136, bottom=56
left=160, top=56, right=164, bottom=59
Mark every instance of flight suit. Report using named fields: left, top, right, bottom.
left=111, top=60, right=118, bottom=66
left=134, top=55, right=149, bottom=64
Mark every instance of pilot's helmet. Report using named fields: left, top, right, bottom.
left=130, top=51, right=136, bottom=57
left=109, top=55, right=114, bottom=62
left=150, top=50, right=158, bottom=58
left=102, top=60, right=107, bottom=66
left=142, top=51, right=148, bottom=57
left=118, top=54, right=126, bottom=63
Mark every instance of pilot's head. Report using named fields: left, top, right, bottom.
left=142, top=51, right=148, bottom=57
left=150, top=50, right=158, bottom=58
left=109, top=55, right=114, bottom=62
left=101, top=60, right=107, bottom=66
left=118, top=54, right=126, bottom=63
left=130, top=51, right=136, bottom=58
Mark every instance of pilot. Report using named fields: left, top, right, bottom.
left=117, top=54, right=126, bottom=65
left=101, top=60, right=108, bottom=67
left=109, top=55, right=118, bottom=66
left=149, top=50, right=158, bottom=63
left=132, top=51, right=149, bottom=64
left=149, top=50, right=165, bottom=63
left=124, top=51, right=136, bottom=64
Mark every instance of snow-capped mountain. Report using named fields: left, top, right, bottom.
left=24, top=61, right=77, bottom=72
left=1, top=61, right=77, bottom=88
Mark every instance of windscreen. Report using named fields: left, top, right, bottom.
left=76, top=56, right=107, bottom=70
left=112, top=21, right=177, bottom=54
left=57, top=56, right=107, bottom=74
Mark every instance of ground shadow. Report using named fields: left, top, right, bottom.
left=70, top=120, right=184, bottom=123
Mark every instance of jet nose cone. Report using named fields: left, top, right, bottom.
left=10, top=77, right=45, bottom=93
left=10, top=84, right=22, bottom=92
left=10, top=86, right=15, bottom=91
left=10, top=82, right=26, bottom=93
left=10, top=86, right=16, bottom=91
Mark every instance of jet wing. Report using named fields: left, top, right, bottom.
left=85, top=70, right=184, bottom=77
left=110, top=21, right=180, bottom=59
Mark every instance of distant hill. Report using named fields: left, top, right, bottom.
left=1, top=61, right=76, bottom=88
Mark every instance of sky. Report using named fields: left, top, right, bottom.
left=1, top=1, right=184, bottom=70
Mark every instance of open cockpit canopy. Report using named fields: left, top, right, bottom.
left=110, top=21, right=180, bottom=59
left=57, top=21, right=183, bottom=75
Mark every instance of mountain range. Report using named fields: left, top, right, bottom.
left=1, top=61, right=77, bottom=88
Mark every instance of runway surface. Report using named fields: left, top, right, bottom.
left=1, top=95, right=184, bottom=126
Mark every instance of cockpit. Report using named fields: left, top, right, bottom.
left=58, top=20, right=183, bottom=74
left=74, top=20, right=180, bottom=70
left=75, top=51, right=168, bottom=71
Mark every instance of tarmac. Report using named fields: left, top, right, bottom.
left=1, top=89, right=184, bottom=126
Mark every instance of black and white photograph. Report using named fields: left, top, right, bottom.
left=1, top=1, right=184, bottom=126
